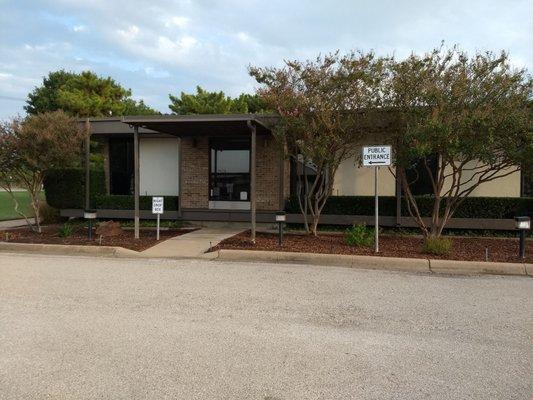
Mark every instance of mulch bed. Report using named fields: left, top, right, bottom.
left=214, top=231, right=533, bottom=263
left=0, top=224, right=193, bottom=252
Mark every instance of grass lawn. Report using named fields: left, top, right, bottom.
left=0, top=191, right=37, bottom=221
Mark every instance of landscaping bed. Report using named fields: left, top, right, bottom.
left=0, top=224, right=193, bottom=252
left=214, top=231, right=533, bottom=263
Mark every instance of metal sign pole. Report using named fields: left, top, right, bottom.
left=375, top=166, right=379, bottom=253
left=156, top=213, right=160, bottom=241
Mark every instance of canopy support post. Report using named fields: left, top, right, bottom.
left=134, top=125, right=140, bottom=239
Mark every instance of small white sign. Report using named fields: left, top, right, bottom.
left=362, top=145, right=392, bottom=167
left=152, top=197, right=164, bottom=214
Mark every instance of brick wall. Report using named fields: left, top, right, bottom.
left=181, top=136, right=209, bottom=209
left=180, top=134, right=288, bottom=211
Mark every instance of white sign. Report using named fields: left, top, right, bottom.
left=152, top=197, right=164, bottom=214
left=362, top=145, right=392, bottom=167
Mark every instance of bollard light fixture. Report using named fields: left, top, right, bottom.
left=514, top=216, right=530, bottom=260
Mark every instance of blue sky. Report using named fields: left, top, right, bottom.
left=0, top=0, right=531, bottom=119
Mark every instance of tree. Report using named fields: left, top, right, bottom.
left=0, top=111, right=87, bottom=232
left=25, top=70, right=159, bottom=117
left=250, top=51, right=385, bottom=235
left=56, top=71, right=131, bottom=117
left=24, top=70, right=77, bottom=115
left=384, top=46, right=532, bottom=238
left=122, top=98, right=160, bottom=115
left=168, top=86, right=267, bottom=114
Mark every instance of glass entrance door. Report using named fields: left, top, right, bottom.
left=209, top=137, right=250, bottom=202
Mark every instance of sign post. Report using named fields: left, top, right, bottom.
left=152, top=197, right=164, bottom=240
left=362, top=146, right=392, bottom=253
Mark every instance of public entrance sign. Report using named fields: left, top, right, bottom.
left=362, top=146, right=392, bottom=167
left=152, top=197, right=164, bottom=240
left=362, top=145, right=392, bottom=254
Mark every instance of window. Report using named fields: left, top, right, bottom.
left=405, top=155, right=438, bottom=195
left=209, top=138, right=250, bottom=202
left=109, top=138, right=134, bottom=195
left=522, top=171, right=533, bottom=197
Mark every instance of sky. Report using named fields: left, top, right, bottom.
left=0, top=0, right=531, bottom=119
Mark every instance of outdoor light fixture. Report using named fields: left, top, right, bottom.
left=275, top=211, right=286, bottom=246
left=84, top=209, right=97, bottom=240
left=514, top=216, right=530, bottom=259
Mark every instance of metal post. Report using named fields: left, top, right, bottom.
left=374, top=166, right=379, bottom=253
left=177, top=136, right=183, bottom=219
left=134, top=126, right=140, bottom=239
left=519, top=230, right=525, bottom=259
left=156, top=214, right=160, bottom=241
left=248, top=121, right=257, bottom=243
left=84, top=118, right=91, bottom=211
left=278, top=221, right=283, bottom=246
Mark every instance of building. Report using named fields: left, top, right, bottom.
left=63, top=114, right=531, bottom=237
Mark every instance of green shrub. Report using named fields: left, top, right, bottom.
left=285, top=195, right=532, bottom=219
left=38, top=203, right=61, bottom=224
left=57, top=223, right=74, bottom=238
left=345, top=224, right=375, bottom=247
left=422, top=237, right=453, bottom=256
left=93, top=195, right=179, bottom=211
left=44, top=169, right=106, bottom=209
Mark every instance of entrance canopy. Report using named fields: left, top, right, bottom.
left=122, top=114, right=275, bottom=136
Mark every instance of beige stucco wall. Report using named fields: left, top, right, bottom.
left=442, top=160, right=521, bottom=198
left=139, top=137, right=179, bottom=196
left=333, top=155, right=521, bottom=198
left=333, top=154, right=396, bottom=196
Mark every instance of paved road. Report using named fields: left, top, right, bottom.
left=0, top=253, right=531, bottom=399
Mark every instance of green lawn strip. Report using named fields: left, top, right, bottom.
left=0, top=191, right=44, bottom=221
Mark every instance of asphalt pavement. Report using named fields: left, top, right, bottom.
left=0, top=252, right=531, bottom=399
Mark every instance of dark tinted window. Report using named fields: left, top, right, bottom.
left=109, top=138, right=134, bottom=195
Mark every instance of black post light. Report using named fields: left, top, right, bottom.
left=84, top=209, right=97, bottom=240
left=275, top=211, right=286, bottom=246
left=514, top=216, right=530, bottom=260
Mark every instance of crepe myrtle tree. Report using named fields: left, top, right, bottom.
left=0, top=111, right=87, bottom=232
left=250, top=51, right=386, bottom=235
left=384, top=46, right=532, bottom=239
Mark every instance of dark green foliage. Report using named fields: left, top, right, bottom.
left=25, top=70, right=76, bottom=115
left=169, top=86, right=266, bottom=114
left=345, top=224, right=375, bottom=247
left=44, top=169, right=106, bottom=209
left=57, top=223, right=74, bottom=238
left=25, top=70, right=158, bottom=117
left=93, top=195, right=179, bottom=211
left=285, top=196, right=532, bottom=219
left=422, top=237, right=453, bottom=256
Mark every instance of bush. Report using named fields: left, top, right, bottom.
left=44, top=169, right=106, bottom=209
left=285, top=195, right=532, bottom=219
left=345, top=224, right=375, bottom=247
left=57, top=223, right=74, bottom=238
left=422, top=237, right=453, bottom=256
left=93, top=195, right=179, bottom=211
left=38, top=202, right=61, bottom=224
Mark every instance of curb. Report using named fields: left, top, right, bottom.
left=0, top=242, right=140, bottom=258
left=214, top=249, right=531, bottom=277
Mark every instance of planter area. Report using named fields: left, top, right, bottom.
left=0, top=224, right=193, bottom=252
left=214, top=231, right=533, bottom=263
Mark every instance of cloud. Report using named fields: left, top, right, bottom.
left=0, top=0, right=531, bottom=119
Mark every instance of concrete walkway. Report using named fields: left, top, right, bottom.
left=140, top=226, right=244, bottom=258
left=0, top=218, right=36, bottom=229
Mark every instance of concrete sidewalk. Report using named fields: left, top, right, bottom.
left=0, top=218, right=36, bottom=229
left=140, top=226, right=245, bottom=258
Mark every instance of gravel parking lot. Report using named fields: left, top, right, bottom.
left=0, top=253, right=531, bottom=399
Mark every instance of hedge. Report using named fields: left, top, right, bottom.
left=93, top=195, right=179, bottom=211
left=285, top=195, right=532, bottom=219
left=44, top=169, right=106, bottom=209
left=44, top=169, right=178, bottom=211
